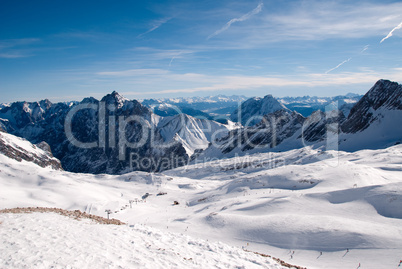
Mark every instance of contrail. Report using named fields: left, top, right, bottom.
left=380, top=21, right=402, bottom=43
left=360, top=45, right=369, bottom=53
left=207, top=2, right=263, bottom=39
left=325, top=58, right=351, bottom=74
left=138, top=17, right=172, bottom=38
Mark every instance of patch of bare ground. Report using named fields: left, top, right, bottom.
left=0, top=207, right=125, bottom=225
left=244, top=249, right=307, bottom=269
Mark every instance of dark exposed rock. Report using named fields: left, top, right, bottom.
left=0, top=132, right=63, bottom=170
left=342, top=79, right=402, bottom=133
left=220, top=110, right=305, bottom=154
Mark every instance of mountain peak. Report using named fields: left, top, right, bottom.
left=230, top=94, right=289, bottom=126
left=101, top=91, right=129, bottom=109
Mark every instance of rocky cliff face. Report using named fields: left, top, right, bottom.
left=0, top=130, right=62, bottom=170
left=221, top=110, right=305, bottom=154
left=341, top=79, right=402, bottom=133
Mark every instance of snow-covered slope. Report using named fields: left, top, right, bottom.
left=0, top=212, right=288, bottom=269
left=230, top=95, right=290, bottom=126
left=1, top=138, right=402, bottom=268
left=158, top=114, right=236, bottom=156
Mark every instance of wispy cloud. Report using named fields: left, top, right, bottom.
left=0, top=38, right=40, bottom=58
left=138, top=17, right=172, bottom=38
left=96, top=68, right=402, bottom=97
left=0, top=52, right=30, bottom=59
left=380, top=21, right=402, bottom=43
left=207, top=2, right=263, bottom=39
left=0, top=38, right=40, bottom=48
left=325, top=58, right=352, bottom=74
left=97, top=69, right=169, bottom=77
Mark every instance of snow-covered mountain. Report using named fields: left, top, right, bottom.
left=142, top=95, right=248, bottom=116
left=142, top=94, right=248, bottom=106
left=339, top=79, right=402, bottom=150
left=0, top=103, right=10, bottom=110
left=0, top=92, right=233, bottom=174
left=149, top=103, right=213, bottom=120
left=278, top=94, right=362, bottom=117
left=0, top=79, right=399, bottom=174
left=230, top=95, right=290, bottom=126
left=198, top=79, right=402, bottom=159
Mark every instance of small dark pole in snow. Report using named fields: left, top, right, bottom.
left=105, top=209, right=112, bottom=219
left=129, top=200, right=134, bottom=208
left=317, top=251, right=322, bottom=259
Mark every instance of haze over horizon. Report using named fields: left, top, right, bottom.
left=1, top=0, right=402, bottom=103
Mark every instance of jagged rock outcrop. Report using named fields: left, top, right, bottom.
left=301, top=110, right=345, bottom=143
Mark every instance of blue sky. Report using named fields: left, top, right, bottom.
left=1, top=0, right=402, bottom=103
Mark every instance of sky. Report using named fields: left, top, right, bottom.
left=1, top=0, right=402, bottom=103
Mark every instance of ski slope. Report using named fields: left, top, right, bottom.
left=0, top=212, right=289, bottom=269
left=1, top=144, right=402, bottom=268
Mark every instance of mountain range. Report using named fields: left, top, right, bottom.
left=0, top=79, right=400, bottom=174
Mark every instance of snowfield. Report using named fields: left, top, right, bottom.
left=1, top=144, right=402, bottom=268
left=0, top=212, right=288, bottom=269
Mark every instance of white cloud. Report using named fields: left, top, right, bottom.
left=207, top=2, right=263, bottom=39
left=380, top=21, right=402, bottom=43
left=101, top=68, right=402, bottom=97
